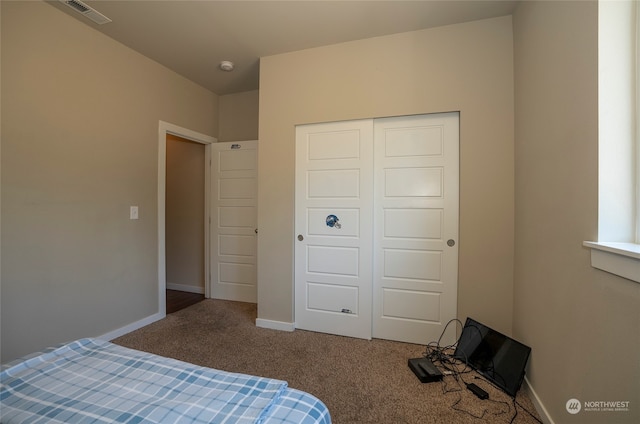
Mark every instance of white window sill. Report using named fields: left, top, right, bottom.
left=583, top=241, right=640, bottom=284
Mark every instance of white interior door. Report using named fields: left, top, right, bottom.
left=211, top=141, right=258, bottom=303
left=295, top=120, right=373, bottom=339
left=372, top=113, right=459, bottom=345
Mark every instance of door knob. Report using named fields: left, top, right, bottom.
left=447, top=239, right=456, bottom=247
left=298, top=234, right=304, bottom=241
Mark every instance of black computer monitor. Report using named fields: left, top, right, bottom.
left=453, top=317, right=531, bottom=397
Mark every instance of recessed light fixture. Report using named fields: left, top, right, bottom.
left=219, top=61, right=234, bottom=72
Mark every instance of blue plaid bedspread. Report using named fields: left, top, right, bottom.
left=0, top=339, right=330, bottom=424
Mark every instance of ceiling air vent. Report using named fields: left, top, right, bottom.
left=60, top=0, right=112, bottom=25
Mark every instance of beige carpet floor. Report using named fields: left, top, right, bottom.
left=113, top=299, right=542, bottom=424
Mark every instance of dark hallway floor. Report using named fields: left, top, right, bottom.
left=166, top=289, right=204, bottom=314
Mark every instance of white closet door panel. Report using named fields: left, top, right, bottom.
left=373, top=113, right=459, bottom=345
left=307, top=170, right=361, bottom=198
left=295, top=120, right=373, bottom=340
left=384, top=209, right=443, bottom=240
left=382, top=289, right=441, bottom=322
left=383, top=248, right=442, bottom=281
left=383, top=126, right=443, bottom=157
left=308, top=130, right=361, bottom=160
left=307, top=246, right=360, bottom=276
left=307, top=208, right=360, bottom=237
left=384, top=167, right=444, bottom=198
left=307, top=283, right=360, bottom=314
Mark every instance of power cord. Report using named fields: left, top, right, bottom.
left=443, top=374, right=510, bottom=420
left=420, top=319, right=543, bottom=423
left=511, top=396, right=544, bottom=424
left=469, top=373, right=543, bottom=424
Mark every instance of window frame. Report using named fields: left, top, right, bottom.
left=585, top=0, right=640, bottom=284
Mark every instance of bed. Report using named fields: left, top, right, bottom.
left=0, top=338, right=331, bottom=424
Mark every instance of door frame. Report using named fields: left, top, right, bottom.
left=158, top=121, right=216, bottom=317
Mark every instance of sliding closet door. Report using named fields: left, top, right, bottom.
left=295, top=113, right=459, bottom=345
left=294, top=120, right=374, bottom=339
left=372, top=113, right=459, bottom=345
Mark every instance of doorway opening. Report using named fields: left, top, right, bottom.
left=157, top=121, right=216, bottom=317
left=166, top=134, right=206, bottom=313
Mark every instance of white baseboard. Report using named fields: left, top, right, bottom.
left=255, top=318, right=295, bottom=332
left=166, top=283, right=205, bottom=294
left=97, top=312, right=164, bottom=341
left=524, top=375, right=554, bottom=424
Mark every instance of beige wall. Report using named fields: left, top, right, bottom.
left=1, top=1, right=217, bottom=361
left=218, top=90, right=259, bottom=142
left=513, top=1, right=639, bottom=423
left=0, top=0, right=3, bottom=360
left=166, top=135, right=205, bottom=293
left=258, top=16, right=515, bottom=334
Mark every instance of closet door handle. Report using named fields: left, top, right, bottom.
left=297, top=234, right=304, bottom=241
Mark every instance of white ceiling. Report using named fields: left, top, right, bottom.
left=49, top=0, right=520, bottom=95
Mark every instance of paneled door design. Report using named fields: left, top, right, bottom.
left=295, top=113, right=459, bottom=345
left=372, top=114, right=459, bottom=345
left=295, top=120, right=374, bottom=339
left=211, top=141, right=258, bottom=303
